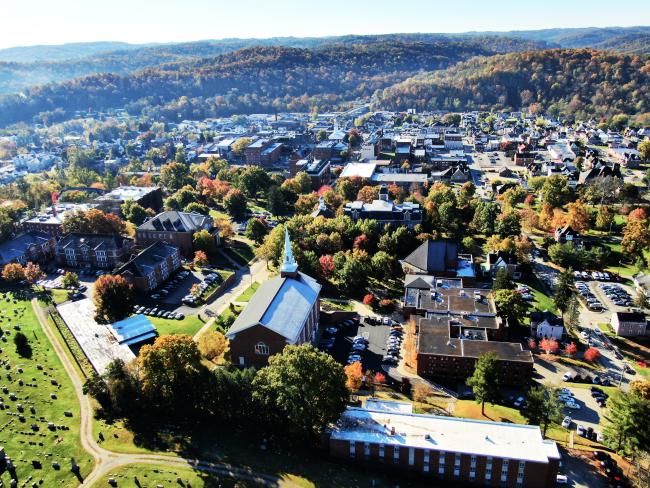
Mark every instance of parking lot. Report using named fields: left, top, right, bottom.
left=319, top=316, right=400, bottom=373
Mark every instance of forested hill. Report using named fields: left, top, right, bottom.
left=375, top=49, right=650, bottom=123
left=0, top=34, right=545, bottom=96
left=0, top=39, right=544, bottom=127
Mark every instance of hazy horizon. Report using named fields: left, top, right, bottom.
left=1, top=0, right=649, bottom=51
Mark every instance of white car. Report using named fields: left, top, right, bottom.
left=561, top=416, right=572, bottom=428
left=565, top=402, right=581, bottom=410
left=556, top=474, right=569, bottom=484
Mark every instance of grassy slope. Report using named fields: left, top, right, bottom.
left=149, top=315, right=205, bottom=337
left=0, top=290, right=93, bottom=487
left=235, top=281, right=260, bottom=302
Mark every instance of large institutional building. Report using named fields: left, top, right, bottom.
left=227, top=229, right=321, bottom=368
left=328, top=400, right=561, bottom=488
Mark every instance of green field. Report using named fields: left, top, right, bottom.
left=235, top=281, right=259, bottom=302
left=149, top=315, right=205, bottom=337
left=94, top=463, right=262, bottom=487
left=0, top=290, right=93, bottom=487
left=224, top=246, right=254, bottom=266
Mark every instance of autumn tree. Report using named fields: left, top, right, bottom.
left=564, top=342, right=578, bottom=357
left=1, top=263, right=25, bottom=282
left=231, top=137, right=252, bottom=157
left=540, top=175, right=571, bottom=208
left=622, top=217, right=650, bottom=262
left=93, top=274, right=134, bottom=323
left=319, top=254, right=335, bottom=277
left=193, top=250, right=208, bottom=268
left=344, top=361, right=363, bottom=390
left=23, top=262, right=45, bottom=284
left=584, top=347, right=600, bottom=363
left=223, top=188, right=247, bottom=218
left=357, top=186, right=379, bottom=203
left=245, top=218, right=269, bottom=244
left=192, top=229, right=217, bottom=256
left=294, top=193, right=320, bottom=215
left=565, top=200, right=590, bottom=232
left=62, top=208, right=126, bottom=235
left=159, top=162, right=190, bottom=191
left=412, top=382, right=434, bottom=403
left=595, top=205, right=614, bottom=231
left=540, top=338, right=559, bottom=355
left=138, top=335, right=205, bottom=413
left=197, top=330, right=229, bottom=363
left=62, top=271, right=80, bottom=289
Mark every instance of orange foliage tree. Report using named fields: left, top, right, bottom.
left=344, top=361, right=363, bottom=391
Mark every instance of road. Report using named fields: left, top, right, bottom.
left=194, top=258, right=270, bottom=339
left=31, top=298, right=287, bottom=487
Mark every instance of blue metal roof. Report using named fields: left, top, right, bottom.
left=110, top=314, right=157, bottom=345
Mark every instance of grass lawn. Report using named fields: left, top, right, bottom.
left=225, top=242, right=255, bottom=266
left=453, top=400, right=526, bottom=424
left=235, top=281, right=259, bottom=302
left=520, top=277, right=557, bottom=314
left=50, top=289, right=70, bottom=305
left=94, top=463, right=264, bottom=487
left=0, top=289, right=93, bottom=486
left=320, top=298, right=355, bottom=312
left=209, top=208, right=231, bottom=221
left=149, top=315, right=205, bottom=337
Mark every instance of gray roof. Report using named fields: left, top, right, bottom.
left=138, top=211, right=212, bottom=233
left=227, top=272, right=321, bottom=342
left=0, top=231, right=51, bottom=264
left=403, top=240, right=458, bottom=273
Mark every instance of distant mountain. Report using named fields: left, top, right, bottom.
left=0, top=34, right=546, bottom=96
left=0, top=38, right=551, bottom=126
left=375, top=49, right=650, bottom=122
left=0, top=41, right=142, bottom=62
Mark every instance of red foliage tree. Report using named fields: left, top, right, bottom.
left=373, top=372, right=386, bottom=384
left=584, top=347, right=601, bottom=363
left=363, top=293, right=375, bottom=306
left=528, top=339, right=537, bottom=350
left=628, top=207, right=648, bottom=221
left=524, top=194, right=536, bottom=207
left=319, top=255, right=335, bottom=277
left=353, top=234, right=369, bottom=250
left=564, top=342, right=578, bottom=357
left=93, top=274, right=134, bottom=323
left=317, top=185, right=333, bottom=196
left=540, top=338, right=559, bottom=355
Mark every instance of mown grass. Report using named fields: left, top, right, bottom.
left=149, top=315, right=205, bottom=337
left=235, top=281, right=259, bottom=302
left=0, top=290, right=93, bottom=487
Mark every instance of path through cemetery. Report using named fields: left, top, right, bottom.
left=31, top=299, right=284, bottom=487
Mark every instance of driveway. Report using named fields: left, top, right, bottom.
left=560, top=449, right=609, bottom=488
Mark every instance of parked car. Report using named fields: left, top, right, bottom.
left=561, top=416, right=572, bottom=428
left=556, top=474, right=569, bottom=485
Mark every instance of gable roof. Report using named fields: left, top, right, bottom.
left=138, top=211, right=212, bottom=233
left=403, top=240, right=458, bottom=273
left=226, top=272, right=321, bottom=342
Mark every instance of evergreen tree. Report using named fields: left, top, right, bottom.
left=467, top=352, right=500, bottom=415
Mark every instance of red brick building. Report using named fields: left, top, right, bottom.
left=136, top=211, right=219, bottom=257
left=226, top=229, right=321, bottom=368
left=328, top=400, right=561, bottom=488
left=117, top=241, right=181, bottom=292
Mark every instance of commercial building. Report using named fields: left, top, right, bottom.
left=343, top=186, right=422, bottom=229
left=328, top=400, right=560, bottom=488
left=94, top=186, right=163, bottom=216
left=227, top=229, right=321, bottom=368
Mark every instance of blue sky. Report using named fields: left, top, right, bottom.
left=1, top=0, right=649, bottom=49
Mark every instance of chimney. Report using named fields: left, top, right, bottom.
left=390, top=426, right=396, bottom=436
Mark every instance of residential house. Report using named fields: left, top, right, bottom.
left=136, top=211, right=219, bottom=257
left=226, top=229, right=321, bottom=368
left=117, top=241, right=182, bottom=292
left=554, top=225, right=582, bottom=246
left=611, top=312, right=649, bottom=337
left=484, top=251, right=520, bottom=280
left=55, top=233, right=133, bottom=269
left=530, top=311, right=565, bottom=341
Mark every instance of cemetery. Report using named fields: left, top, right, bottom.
left=0, top=290, right=91, bottom=487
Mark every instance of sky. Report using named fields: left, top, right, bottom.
left=1, top=0, right=649, bottom=49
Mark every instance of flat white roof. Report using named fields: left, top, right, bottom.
left=340, top=162, right=376, bottom=179
left=57, top=298, right=135, bottom=374
left=331, top=404, right=560, bottom=464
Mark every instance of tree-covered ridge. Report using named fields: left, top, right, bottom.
left=0, top=34, right=546, bottom=96
left=0, top=40, right=543, bottom=126
left=375, top=49, right=650, bottom=122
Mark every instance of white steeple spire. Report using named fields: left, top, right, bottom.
left=281, top=227, right=298, bottom=275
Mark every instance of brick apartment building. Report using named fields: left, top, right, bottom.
left=136, top=211, right=219, bottom=257
left=328, top=400, right=560, bottom=488
left=55, top=233, right=133, bottom=269
left=0, top=231, right=56, bottom=265
left=244, top=139, right=283, bottom=166
left=22, top=203, right=95, bottom=237
left=118, top=241, right=181, bottom=292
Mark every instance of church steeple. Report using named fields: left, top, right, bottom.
left=280, top=227, right=298, bottom=277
